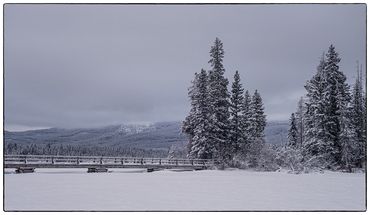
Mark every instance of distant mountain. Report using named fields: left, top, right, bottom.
left=264, top=121, right=289, bottom=146
left=5, top=121, right=288, bottom=151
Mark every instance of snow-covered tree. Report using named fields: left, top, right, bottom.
left=303, top=54, right=330, bottom=164
left=304, top=45, right=353, bottom=169
left=207, top=38, right=231, bottom=163
left=190, top=69, right=214, bottom=159
left=350, top=63, right=366, bottom=168
left=230, top=71, right=244, bottom=155
left=287, top=113, right=298, bottom=148
left=323, top=45, right=351, bottom=167
left=295, top=97, right=306, bottom=148
left=340, top=109, right=357, bottom=172
left=183, top=72, right=200, bottom=154
left=324, top=45, right=349, bottom=165
left=239, top=90, right=252, bottom=157
left=247, top=90, right=266, bottom=167
left=183, top=70, right=213, bottom=159
left=250, top=90, right=266, bottom=140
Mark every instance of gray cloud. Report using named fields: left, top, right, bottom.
left=4, top=4, right=366, bottom=130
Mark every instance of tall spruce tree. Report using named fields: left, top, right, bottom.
left=230, top=71, right=244, bottom=155
left=287, top=113, right=299, bottom=148
left=248, top=90, right=266, bottom=167
left=304, top=46, right=352, bottom=169
left=303, top=54, right=328, bottom=161
left=207, top=38, right=231, bottom=163
left=323, top=45, right=351, bottom=166
left=251, top=90, right=266, bottom=140
left=340, top=107, right=357, bottom=171
left=183, top=70, right=212, bottom=159
left=183, top=72, right=200, bottom=147
left=351, top=64, right=366, bottom=167
left=240, top=90, right=252, bottom=158
left=190, top=69, right=213, bottom=159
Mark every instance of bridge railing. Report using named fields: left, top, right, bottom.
left=4, top=154, right=215, bottom=167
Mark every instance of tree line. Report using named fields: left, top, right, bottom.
left=5, top=142, right=168, bottom=158
left=182, top=38, right=267, bottom=168
left=183, top=39, right=366, bottom=172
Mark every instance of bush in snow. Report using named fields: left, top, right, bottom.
left=256, top=144, right=280, bottom=171
left=276, top=146, right=304, bottom=174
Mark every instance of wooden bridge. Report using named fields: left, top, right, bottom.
left=4, top=155, right=215, bottom=172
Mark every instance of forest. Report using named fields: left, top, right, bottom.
left=183, top=38, right=366, bottom=173
left=5, top=142, right=169, bottom=158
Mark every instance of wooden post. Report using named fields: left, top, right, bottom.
left=191, top=160, right=193, bottom=166
left=121, top=158, right=124, bottom=165
left=51, top=157, right=54, bottom=164
left=100, top=157, right=103, bottom=164
left=159, top=159, right=162, bottom=165
left=175, top=160, right=178, bottom=166
left=77, top=157, right=80, bottom=165
left=140, top=158, right=143, bottom=165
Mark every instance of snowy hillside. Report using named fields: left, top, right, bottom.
left=5, top=121, right=288, bottom=151
left=5, top=122, right=187, bottom=151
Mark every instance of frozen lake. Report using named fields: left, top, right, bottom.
left=4, top=168, right=366, bottom=211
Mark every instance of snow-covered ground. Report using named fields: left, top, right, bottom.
left=4, top=168, right=365, bottom=211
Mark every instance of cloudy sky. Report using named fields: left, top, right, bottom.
left=4, top=4, right=366, bottom=131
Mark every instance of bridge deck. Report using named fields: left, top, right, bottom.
left=4, top=155, right=215, bottom=170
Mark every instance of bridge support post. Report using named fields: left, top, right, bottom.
left=121, top=158, right=123, bottom=165
left=16, top=167, right=34, bottom=174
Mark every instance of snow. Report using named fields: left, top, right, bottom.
left=4, top=168, right=365, bottom=211
left=116, top=124, right=153, bottom=135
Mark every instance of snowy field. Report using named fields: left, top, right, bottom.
left=4, top=168, right=365, bottom=211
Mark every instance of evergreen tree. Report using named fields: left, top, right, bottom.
left=304, top=46, right=352, bottom=169
left=323, top=45, right=351, bottom=166
left=190, top=69, right=213, bottom=159
left=248, top=90, right=266, bottom=167
left=183, top=70, right=212, bottom=159
left=240, top=90, right=252, bottom=156
left=230, top=71, right=244, bottom=155
left=207, top=38, right=231, bottom=163
left=288, top=113, right=298, bottom=148
left=350, top=63, right=366, bottom=167
left=340, top=107, right=357, bottom=172
left=295, top=97, right=306, bottom=148
left=182, top=72, right=200, bottom=152
left=250, top=90, right=266, bottom=140
left=303, top=54, right=328, bottom=162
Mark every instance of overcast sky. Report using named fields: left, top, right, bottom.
left=4, top=4, right=366, bottom=131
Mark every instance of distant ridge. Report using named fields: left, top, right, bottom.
left=5, top=121, right=288, bottom=150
